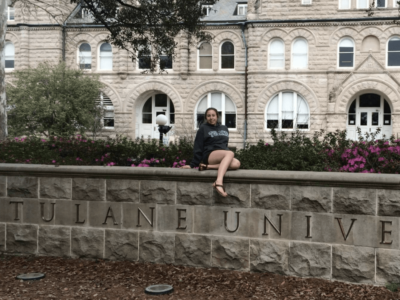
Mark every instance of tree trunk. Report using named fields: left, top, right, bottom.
left=0, top=0, right=8, bottom=140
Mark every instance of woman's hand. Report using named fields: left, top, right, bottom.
left=180, top=165, right=191, bottom=169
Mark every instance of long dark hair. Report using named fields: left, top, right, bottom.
left=204, top=107, right=219, bottom=121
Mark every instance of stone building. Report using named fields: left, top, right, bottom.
left=4, top=0, right=400, bottom=147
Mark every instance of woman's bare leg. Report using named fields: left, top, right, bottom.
left=207, top=150, right=237, bottom=196
left=200, top=158, right=240, bottom=170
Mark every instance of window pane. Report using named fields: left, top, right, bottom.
left=293, top=39, right=307, bottom=53
left=339, top=47, right=354, bottom=52
left=221, top=42, right=234, bottom=55
left=225, top=114, right=236, bottom=128
left=384, top=114, right=391, bottom=125
left=211, top=93, right=222, bottom=110
left=270, top=40, right=284, bottom=53
left=104, top=119, right=114, bottom=127
left=142, top=113, right=152, bottom=124
left=348, top=114, right=356, bottom=125
left=100, top=57, right=112, bottom=70
left=372, top=112, right=379, bottom=125
left=170, top=99, right=175, bottom=113
left=282, top=120, right=294, bottom=129
left=339, top=39, right=354, bottom=48
left=8, top=7, right=14, bottom=20
left=297, top=96, right=309, bottom=123
left=100, top=43, right=112, bottom=52
left=80, top=64, right=91, bottom=69
left=199, top=43, right=212, bottom=55
left=388, top=52, right=400, bottom=66
left=80, top=43, right=91, bottom=52
left=267, top=95, right=279, bottom=114
left=160, top=55, right=173, bottom=69
left=197, top=96, right=208, bottom=112
left=358, top=0, right=368, bottom=7
left=143, top=98, right=152, bottom=112
left=384, top=100, right=391, bottom=113
left=225, top=96, right=235, bottom=113
left=267, top=120, right=279, bottom=129
left=360, top=94, right=380, bottom=107
left=377, top=0, right=386, bottom=7
left=199, top=57, right=212, bottom=69
left=155, top=94, right=168, bottom=107
left=292, top=54, right=307, bottom=68
left=341, top=0, right=350, bottom=8
left=221, top=56, right=234, bottom=69
left=5, top=60, right=14, bottom=69
left=297, top=124, right=309, bottom=129
left=349, top=100, right=356, bottom=113
left=197, top=114, right=205, bottom=128
left=5, top=43, right=14, bottom=56
left=170, top=113, right=175, bottom=124
left=388, top=38, right=400, bottom=51
left=139, top=57, right=151, bottom=69
left=339, top=53, right=354, bottom=67
left=361, top=112, right=368, bottom=126
left=282, top=92, right=294, bottom=120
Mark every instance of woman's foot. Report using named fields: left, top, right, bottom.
left=213, top=181, right=227, bottom=197
left=199, top=163, right=208, bottom=171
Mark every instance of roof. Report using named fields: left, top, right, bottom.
left=201, top=0, right=247, bottom=22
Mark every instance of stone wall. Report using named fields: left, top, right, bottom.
left=1, top=164, right=400, bottom=285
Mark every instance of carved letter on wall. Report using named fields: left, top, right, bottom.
left=137, top=207, right=155, bottom=227
left=75, top=204, right=85, bottom=224
left=335, top=218, right=357, bottom=241
left=263, top=214, right=283, bottom=236
left=40, top=202, right=55, bottom=222
left=9, top=201, right=23, bottom=220
left=305, top=215, right=312, bottom=238
left=223, top=211, right=240, bottom=233
left=176, top=209, right=187, bottom=230
left=380, top=220, right=393, bottom=245
left=103, top=206, right=118, bottom=225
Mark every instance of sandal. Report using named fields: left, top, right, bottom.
left=213, top=182, right=227, bottom=198
left=199, top=163, right=208, bottom=171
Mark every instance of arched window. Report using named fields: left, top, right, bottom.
left=291, top=38, right=308, bottom=69
left=361, top=36, right=380, bottom=52
left=141, top=94, right=175, bottom=124
left=5, top=42, right=15, bottom=69
left=99, top=43, right=112, bottom=70
left=265, top=92, right=310, bottom=130
left=79, top=43, right=91, bottom=70
left=96, top=92, right=114, bottom=128
left=269, top=39, right=285, bottom=69
left=387, top=37, right=400, bottom=67
left=195, top=92, right=236, bottom=129
left=198, top=42, right=212, bottom=69
left=220, top=41, right=234, bottom=69
left=338, top=38, right=354, bottom=68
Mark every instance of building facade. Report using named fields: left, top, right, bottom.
left=4, top=0, right=400, bottom=147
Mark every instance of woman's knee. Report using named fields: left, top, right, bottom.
left=230, top=159, right=241, bottom=169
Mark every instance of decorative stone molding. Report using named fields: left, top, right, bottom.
left=358, top=26, right=384, bottom=41
left=287, top=28, right=317, bottom=45
left=254, top=80, right=319, bottom=113
left=330, top=27, right=360, bottom=46
left=185, top=80, right=244, bottom=113
left=383, top=26, right=400, bottom=39
left=126, top=80, right=183, bottom=113
left=258, top=28, right=289, bottom=47
left=335, top=78, right=400, bottom=114
left=214, top=30, right=245, bottom=49
left=100, top=82, right=122, bottom=113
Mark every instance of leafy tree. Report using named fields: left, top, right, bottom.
left=6, top=61, right=104, bottom=137
left=73, top=0, right=218, bottom=72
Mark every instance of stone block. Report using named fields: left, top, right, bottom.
left=0, top=224, right=5, bottom=251
left=140, top=181, right=175, bottom=204
left=260, top=210, right=291, bottom=240
left=55, top=200, right=88, bottom=226
left=332, top=245, right=375, bottom=283
left=23, top=199, right=56, bottom=225
left=105, top=230, right=138, bottom=261
left=6, top=224, right=38, bottom=254
left=212, top=236, right=249, bottom=270
left=213, top=183, right=251, bottom=208
left=291, top=186, right=332, bottom=213
left=193, top=206, right=259, bottom=238
left=106, top=179, right=139, bottom=202
left=250, top=239, right=289, bottom=275
left=88, top=202, right=122, bottom=229
left=122, top=203, right=157, bottom=231
left=333, top=188, right=375, bottom=215
left=175, top=234, right=211, bottom=267
left=38, top=226, right=70, bottom=256
left=177, top=182, right=212, bottom=205
left=291, top=212, right=334, bottom=244
left=0, top=176, right=5, bottom=197
left=72, top=178, right=105, bottom=201
left=139, top=232, right=174, bottom=264
left=251, top=184, right=290, bottom=210
left=289, top=242, right=331, bottom=279
left=40, top=178, right=71, bottom=199
left=377, top=189, right=400, bottom=216
left=375, top=217, right=399, bottom=250
left=157, top=205, right=193, bottom=233
left=71, top=227, right=104, bottom=259
left=7, top=177, right=38, bottom=198
left=376, top=249, right=400, bottom=284
left=0, top=198, right=23, bottom=223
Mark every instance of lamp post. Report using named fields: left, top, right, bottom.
left=155, top=114, right=172, bottom=146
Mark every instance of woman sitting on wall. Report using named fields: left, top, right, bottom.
left=180, top=107, right=241, bottom=197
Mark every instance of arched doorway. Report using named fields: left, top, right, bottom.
left=346, top=93, right=392, bottom=140
left=136, top=93, right=175, bottom=139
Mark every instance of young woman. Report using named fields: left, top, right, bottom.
left=180, top=107, right=240, bottom=197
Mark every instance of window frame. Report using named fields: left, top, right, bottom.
left=265, top=91, right=310, bottom=131
left=78, top=42, right=92, bottom=70
left=337, top=37, right=355, bottom=69
left=386, top=36, right=400, bottom=68
left=202, top=5, right=213, bottom=16
left=376, top=0, right=387, bottom=7
left=237, top=4, right=248, bottom=15
left=339, top=0, right=351, bottom=9
left=194, top=92, right=237, bottom=130
left=4, top=42, right=15, bottom=71
left=219, top=41, right=235, bottom=70
left=268, top=38, right=285, bottom=69
left=137, top=46, right=152, bottom=70
left=97, top=92, right=115, bottom=129
left=98, top=42, right=113, bottom=71
left=291, top=38, right=308, bottom=69
left=197, top=42, right=213, bottom=70
left=394, top=0, right=399, bottom=8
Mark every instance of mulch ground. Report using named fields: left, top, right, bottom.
left=0, top=255, right=398, bottom=300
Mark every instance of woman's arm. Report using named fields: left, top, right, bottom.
left=189, top=126, right=204, bottom=168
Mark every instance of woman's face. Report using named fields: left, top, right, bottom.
left=206, top=110, right=218, bottom=125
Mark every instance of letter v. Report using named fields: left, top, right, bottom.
left=335, top=218, right=357, bottom=241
